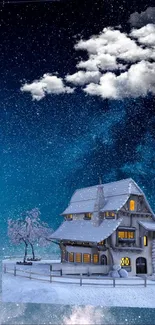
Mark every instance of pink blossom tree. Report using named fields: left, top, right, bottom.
left=8, top=208, right=53, bottom=264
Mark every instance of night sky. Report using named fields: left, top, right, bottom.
left=0, top=0, right=155, bottom=241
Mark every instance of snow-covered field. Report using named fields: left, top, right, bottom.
left=2, top=259, right=155, bottom=308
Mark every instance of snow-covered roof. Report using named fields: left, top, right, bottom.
left=101, top=195, right=129, bottom=212
left=138, top=220, right=155, bottom=231
left=62, top=178, right=142, bottom=215
left=50, top=218, right=123, bottom=242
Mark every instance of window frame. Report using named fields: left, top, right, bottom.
left=144, top=235, right=148, bottom=247
left=84, top=213, right=92, bottom=220
left=121, top=257, right=131, bottom=267
left=68, top=252, right=74, bottom=262
left=93, top=254, right=99, bottom=264
left=129, top=200, right=135, bottom=211
left=117, top=228, right=136, bottom=243
left=66, top=214, right=73, bottom=221
left=83, top=253, right=91, bottom=263
left=75, top=252, right=82, bottom=263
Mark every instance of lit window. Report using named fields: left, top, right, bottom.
left=105, top=211, right=115, bottom=218
left=130, top=200, right=135, bottom=211
left=84, top=213, right=92, bottom=220
left=144, top=236, right=148, bottom=246
left=118, top=231, right=135, bottom=240
left=121, top=257, right=131, bottom=267
left=83, top=253, right=91, bottom=263
left=93, top=254, right=99, bottom=264
left=66, top=214, right=73, bottom=220
left=69, top=252, right=74, bottom=262
left=98, top=240, right=105, bottom=245
left=75, top=253, right=82, bottom=263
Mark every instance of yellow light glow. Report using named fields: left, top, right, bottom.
left=121, top=257, right=130, bottom=266
left=144, top=236, right=147, bottom=246
left=130, top=200, right=135, bottom=211
left=83, top=253, right=91, bottom=263
left=75, top=253, right=82, bottom=263
left=93, top=254, right=99, bottom=263
left=69, top=252, right=74, bottom=262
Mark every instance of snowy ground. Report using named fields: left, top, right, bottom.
left=2, top=259, right=155, bottom=308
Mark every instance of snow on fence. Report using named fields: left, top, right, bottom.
left=3, top=264, right=151, bottom=287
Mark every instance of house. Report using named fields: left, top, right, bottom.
left=50, top=178, right=155, bottom=276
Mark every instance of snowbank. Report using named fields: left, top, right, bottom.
left=2, top=260, right=155, bottom=308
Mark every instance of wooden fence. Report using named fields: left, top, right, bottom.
left=3, top=264, right=151, bottom=287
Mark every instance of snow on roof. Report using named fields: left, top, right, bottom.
left=50, top=218, right=123, bottom=242
left=138, top=220, right=155, bottom=231
left=101, top=195, right=129, bottom=212
left=62, top=178, right=142, bottom=215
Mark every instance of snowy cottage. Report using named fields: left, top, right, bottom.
left=50, top=178, right=155, bottom=276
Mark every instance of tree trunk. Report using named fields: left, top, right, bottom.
left=30, top=243, right=35, bottom=260
left=24, top=242, right=28, bottom=263
left=152, top=238, right=155, bottom=274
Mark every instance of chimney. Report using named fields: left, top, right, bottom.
left=92, top=183, right=105, bottom=226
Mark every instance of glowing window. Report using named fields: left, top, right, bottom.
left=69, top=252, right=74, bottom=262
left=121, top=257, right=131, bottom=267
left=66, top=214, right=73, bottom=220
left=111, top=212, right=115, bottom=217
left=75, top=253, right=82, bottom=263
left=83, top=253, right=91, bottom=263
left=118, top=231, right=134, bottom=239
left=144, top=236, right=148, bottom=246
left=93, top=254, right=99, bottom=264
left=106, top=211, right=109, bottom=217
left=130, top=200, right=135, bottom=211
left=84, top=213, right=92, bottom=220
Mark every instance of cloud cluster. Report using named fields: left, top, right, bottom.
left=65, top=23, right=155, bottom=99
left=21, top=7, right=155, bottom=101
left=84, top=61, right=155, bottom=99
left=129, top=7, right=155, bottom=27
left=21, top=74, right=74, bottom=100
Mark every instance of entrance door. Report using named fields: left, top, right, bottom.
left=100, top=254, right=107, bottom=265
left=136, top=257, right=147, bottom=274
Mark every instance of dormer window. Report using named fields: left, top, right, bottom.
left=66, top=214, right=73, bottom=221
left=105, top=211, right=115, bottom=218
left=84, top=213, right=92, bottom=220
left=129, top=200, right=135, bottom=211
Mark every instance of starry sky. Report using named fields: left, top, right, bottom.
left=0, top=0, right=155, bottom=244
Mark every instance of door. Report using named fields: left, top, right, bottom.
left=136, top=257, right=147, bottom=274
left=100, top=254, right=107, bottom=265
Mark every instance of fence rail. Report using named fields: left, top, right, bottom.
left=3, top=264, right=152, bottom=287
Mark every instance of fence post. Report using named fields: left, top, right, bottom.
left=60, top=269, right=62, bottom=276
left=50, top=265, right=52, bottom=272
left=144, top=276, right=147, bottom=287
left=14, top=266, right=16, bottom=276
left=29, top=271, right=31, bottom=280
left=3, top=264, right=6, bottom=273
left=50, top=271, right=52, bottom=283
left=113, top=278, right=115, bottom=287
left=80, top=274, right=82, bottom=286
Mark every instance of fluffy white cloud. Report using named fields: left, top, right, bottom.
left=21, top=74, right=74, bottom=100
left=21, top=8, right=155, bottom=101
left=74, top=27, right=154, bottom=71
left=76, top=53, right=125, bottom=71
left=65, top=70, right=101, bottom=85
left=129, top=7, right=155, bottom=27
left=84, top=61, right=155, bottom=99
left=130, top=24, right=155, bottom=47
